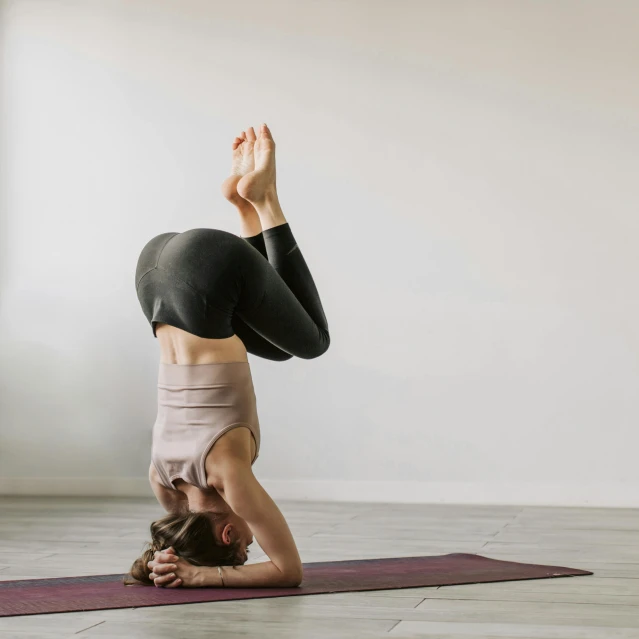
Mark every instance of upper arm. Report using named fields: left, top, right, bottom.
left=216, top=464, right=302, bottom=583
left=148, top=463, right=187, bottom=514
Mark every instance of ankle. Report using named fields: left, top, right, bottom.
left=246, top=185, right=278, bottom=207
left=235, top=201, right=257, bottom=217
left=255, top=198, right=287, bottom=231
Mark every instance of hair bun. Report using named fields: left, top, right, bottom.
left=123, top=547, right=155, bottom=586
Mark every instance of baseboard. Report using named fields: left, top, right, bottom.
left=259, top=480, right=639, bottom=508
left=0, top=477, right=636, bottom=508
left=0, top=477, right=153, bottom=498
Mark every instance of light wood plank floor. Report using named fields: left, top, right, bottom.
left=0, top=498, right=638, bottom=638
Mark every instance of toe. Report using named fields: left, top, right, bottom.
left=260, top=123, right=273, bottom=141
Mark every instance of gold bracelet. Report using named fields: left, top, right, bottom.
left=217, top=565, right=225, bottom=587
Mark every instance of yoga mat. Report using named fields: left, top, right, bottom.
left=0, top=553, right=592, bottom=617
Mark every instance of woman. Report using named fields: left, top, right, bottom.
left=126, top=123, right=329, bottom=589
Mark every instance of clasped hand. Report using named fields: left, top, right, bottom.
left=147, top=546, right=200, bottom=588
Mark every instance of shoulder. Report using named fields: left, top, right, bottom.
left=204, top=429, right=255, bottom=490
left=205, top=453, right=254, bottom=493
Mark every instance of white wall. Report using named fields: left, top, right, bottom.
left=1, top=0, right=638, bottom=506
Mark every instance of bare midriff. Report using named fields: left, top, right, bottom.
left=156, top=323, right=249, bottom=365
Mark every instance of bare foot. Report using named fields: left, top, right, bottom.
left=221, top=130, right=256, bottom=210
left=236, top=124, right=277, bottom=204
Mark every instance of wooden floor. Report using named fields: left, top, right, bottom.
left=0, top=498, right=638, bottom=638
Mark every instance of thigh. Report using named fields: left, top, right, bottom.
left=231, top=313, right=293, bottom=361
left=237, top=259, right=330, bottom=359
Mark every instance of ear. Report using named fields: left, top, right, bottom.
left=220, top=523, right=234, bottom=546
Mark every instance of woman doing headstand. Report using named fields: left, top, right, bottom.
left=127, top=124, right=329, bottom=589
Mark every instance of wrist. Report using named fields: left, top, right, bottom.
left=193, top=566, right=210, bottom=588
left=197, top=565, right=227, bottom=588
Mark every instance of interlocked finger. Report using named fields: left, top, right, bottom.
left=150, top=570, right=180, bottom=587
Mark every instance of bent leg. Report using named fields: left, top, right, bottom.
left=237, top=223, right=329, bottom=360
left=231, top=314, right=293, bottom=361
left=232, top=231, right=294, bottom=360
left=220, top=123, right=329, bottom=360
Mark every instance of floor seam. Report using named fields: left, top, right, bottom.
left=386, top=619, right=402, bottom=633
left=417, top=594, right=639, bottom=606
left=75, top=620, right=105, bottom=634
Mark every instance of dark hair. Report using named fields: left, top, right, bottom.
left=123, top=511, right=244, bottom=586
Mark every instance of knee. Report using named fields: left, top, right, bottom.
left=303, top=333, right=330, bottom=360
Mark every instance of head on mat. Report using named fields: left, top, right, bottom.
left=128, top=123, right=329, bottom=589
left=125, top=510, right=254, bottom=585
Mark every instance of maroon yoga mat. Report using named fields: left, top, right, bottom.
left=0, top=553, right=592, bottom=617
